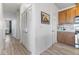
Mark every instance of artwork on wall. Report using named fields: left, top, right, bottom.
left=41, top=11, right=50, bottom=24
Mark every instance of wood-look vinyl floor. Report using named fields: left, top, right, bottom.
left=41, top=43, right=79, bottom=55
left=1, top=35, right=79, bottom=55
left=1, top=35, right=31, bottom=55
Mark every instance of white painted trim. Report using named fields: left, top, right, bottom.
left=58, top=5, right=76, bottom=12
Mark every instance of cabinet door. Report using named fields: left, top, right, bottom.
left=58, top=10, right=66, bottom=24
left=57, top=32, right=75, bottom=46
left=70, top=7, right=76, bottom=23
left=64, top=32, right=75, bottom=46
left=66, top=9, right=71, bottom=23
left=66, top=7, right=76, bottom=24
left=76, top=6, right=79, bottom=16
left=57, top=32, right=64, bottom=43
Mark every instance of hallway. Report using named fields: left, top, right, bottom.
left=1, top=35, right=30, bottom=55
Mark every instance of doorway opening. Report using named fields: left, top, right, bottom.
left=5, top=20, right=12, bottom=35
left=9, top=21, right=12, bottom=34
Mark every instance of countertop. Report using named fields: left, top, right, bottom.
left=57, top=30, right=75, bottom=32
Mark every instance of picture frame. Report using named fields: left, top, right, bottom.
left=41, top=11, right=50, bottom=24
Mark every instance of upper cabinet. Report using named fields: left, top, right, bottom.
left=58, top=6, right=76, bottom=24
left=58, top=10, right=66, bottom=24
left=66, top=8, right=71, bottom=23
left=70, top=7, right=76, bottom=22
left=76, top=6, right=79, bottom=16
left=66, top=7, right=76, bottom=24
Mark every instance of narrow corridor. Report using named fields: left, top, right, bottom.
left=1, top=35, right=30, bottom=55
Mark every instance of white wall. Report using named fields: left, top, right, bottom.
left=4, top=11, right=17, bottom=19
left=20, top=3, right=58, bottom=54
left=16, top=11, right=20, bottom=39
left=12, top=19, right=17, bottom=38
left=33, top=3, right=58, bottom=54
left=0, top=3, right=5, bottom=53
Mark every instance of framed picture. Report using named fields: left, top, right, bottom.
left=41, top=11, right=50, bottom=24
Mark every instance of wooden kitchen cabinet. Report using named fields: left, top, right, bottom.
left=70, top=7, right=76, bottom=23
left=64, top=32, right=75, bottom=46
left=57, top=32, right=75, bottom=46
left=76, top=5, right=79, bottom=16
left=58, top=7, right=76, bottom=24
left=66, top=8, right=71, bottom=23
left=57, top=32, right=65, bottom=43
left=58, top=10, right=66, bottom=24
left=66, top=7, right=76, bottom=24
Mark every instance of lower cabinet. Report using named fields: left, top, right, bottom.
left=57, top=32, right=65, bottom=43
left=57, top=32, right=75, bottom=46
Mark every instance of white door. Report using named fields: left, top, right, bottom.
left=52, top=17, right=58, bottom=44
left=21, top=12, right=26, bottom=45
left=21, top=7, right=32, bottom=49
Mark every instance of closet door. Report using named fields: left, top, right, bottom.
left=26, top=7, right=32, bottom=48
left=21, top=11, right=26, bottom=45
left=21, top=7, right=32, bottom=49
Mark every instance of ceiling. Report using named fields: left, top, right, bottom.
left=3, top=3, right=21, bottom=14
left=55, top=3, right=75, bottom=10
left=3, top=3, right=76, bottom=13
left=3, top=3, right=76, bottom=17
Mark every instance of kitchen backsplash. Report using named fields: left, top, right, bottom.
left=58, top=24, right=75, bottom=32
